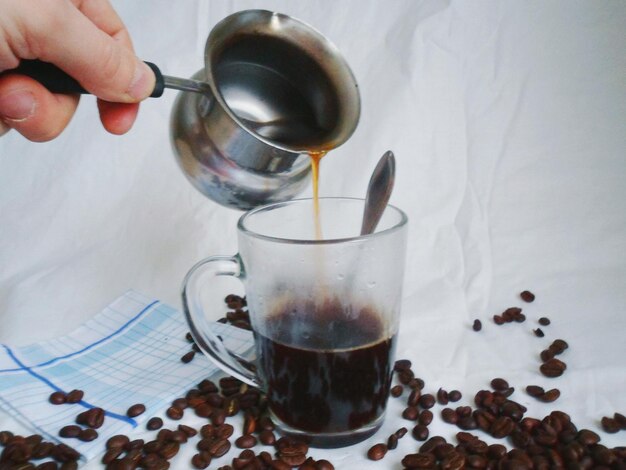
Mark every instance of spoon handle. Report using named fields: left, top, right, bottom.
left=0, top=59, right=166, bottom=98
left=361, top=150, right=396, bottom=235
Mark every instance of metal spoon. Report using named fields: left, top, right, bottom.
left=360, top=150, right=396, bottom=235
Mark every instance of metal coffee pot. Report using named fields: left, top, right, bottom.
left=170, top=10, right=361, bottom=210
left=1, top=10, right=359, bottom=210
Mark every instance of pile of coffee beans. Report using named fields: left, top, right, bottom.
left=367, top=359, right=626, bottom=468
left=365, top=289, right=625, bottom=468
left=0, top=431, right=80, bottom=469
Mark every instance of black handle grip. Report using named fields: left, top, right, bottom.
left=0, top=59, right=164, bottom=98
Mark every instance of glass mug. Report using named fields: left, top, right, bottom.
left=182, top=197, right=408, bottom=447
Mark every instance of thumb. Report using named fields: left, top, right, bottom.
left=25, top=1, right=155, bottom=103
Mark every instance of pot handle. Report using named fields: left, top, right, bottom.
left=0, top=59, right=165, bottom=97
left=181, top=254, right=261, bottom=388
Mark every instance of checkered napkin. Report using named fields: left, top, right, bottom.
left=0, top=290, right=254, bottom=461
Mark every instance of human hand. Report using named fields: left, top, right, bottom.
left=0, top=0, right=155, bottom=141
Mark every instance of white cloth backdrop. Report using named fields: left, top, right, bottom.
left=1, top=0, right=625, bottom=467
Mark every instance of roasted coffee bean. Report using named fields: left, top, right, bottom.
left=235, top=434, right=257, bottom=449
left=106, top=434, right=130, bottom=449
left=276, top=438, right=308, bottom=455
left=211, top=409, right=227, bottom=426
left=408, top=389, right=421, bottom=407
left=279, top=453, right=307, bottom=467
left=102, top=448, right=123, bottom=464
left=171, top=398, right=188, bottom=409
left=125, top=438, right=144, bottom=450
left=60, top=463, right=78, bottom=470
left=456, top=406, right=472, bottom=418
left=539, top=388, right=560, bottom=402
left=126, top=403, right=146, bottom=418
left=144, top=439, right=163, bottom=453
left=538, top=317, right=551, bottom=326
left=194, top=403, right=213, bottom=418
left=315, top=460, right=334, bottom=470
left=540, top=358, right=567, bottom=377
left=412, top=424, right=429, bottom=441
left=157, top=441, right=179, bottom=460
left=242, top=415, right=256, bottom=435
left=490, top=378, right=509, bottom=391
left=442, top=408, right=458, bottom=424
left=501, top=307, right=520, bottom=322
left=398, top=370, right=415, bottom=385
left=76, top=407, right=104, bottom=428
left=166, top=406, right=183, bottom=420
left=59, top=425, right=81, bottom=438
left=490, top=416, right=515, bottom=438
left=467, top=454, right=488, bottom=468
left=199, top=424, right=215, bottom=439
left=577, top=429, right=600, bottom=445
left=437, top=388, right=449, bottom=405
left=214, top=424, right=234, bottom=440
left=614, top=412, right=626, bottom=429
left=534, top=328, right=545, bottom=337
left=181, top=351, right=195, bottom=363
left=458, top=415, right=479, bottom=431
left=367, top=443, right=387, bottom=460
left=402, top=452, right=436, bottom=468
left=409, top=377, right=426, bottom=390
left=520, top=290, right=535, bottom=302
left=419, top=435, right=448, bottom=454
left=395, top=427, right=408, bottom=438
left=209, top=438, right=231, bottom=458
left=419, top=410, right=434, bottom=426
left=448, top=390, right=462, bottom=402
left=32, top=441, right=55, bottom=459
left=146, top=417, right=163, bottom=430
left=52, top=443, right=80, bottom=462
left=387, top=434, right=398, bottom=450
left=441, top=451, right=466, bottom=470
left=259, top=429, right=276, bottom=446
left=394, top=359, right=412, bottom=371
left=169, top=430, right=188, bottom=444
left=403, top=406, right=419, bottom=420
left=526, top=385, right=545, bottom=397
left=419, top=394, right=436, bottom=409
left=472, top=319, right=482, bottom=331
left=78, top=428, right=98, bottom=442
left=540, top=349, right=555, bottom=362
left=191, top=453, right=211, bottom=469
left=197, top=379, right=218, bottom=393
left=474, top=410, right=495, bottom=432
left=496, top=386, right=515, bottom=398
left=493, top=315, right=505, bottom=325
left=49, top=391, right=67, bottom=405
left=550, top=339, right=569, bottom=354
left=177, top=424, right=197, bottom=438
left=390, top=385, right=403, bottom=397
left=65, top=390, right=84, bottom=404
left=601, top=417, right=621, bottom=433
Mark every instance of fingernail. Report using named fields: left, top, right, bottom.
left=0, top=90, right=36, bottom=121
left=127, top=62, right=154, bottom=100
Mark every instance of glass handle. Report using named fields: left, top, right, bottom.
left=181, top=255, right=261, bottom=387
